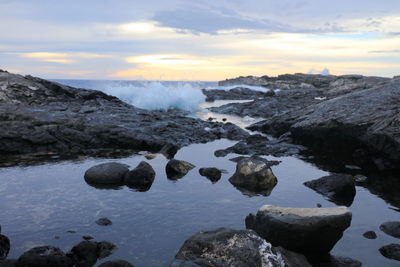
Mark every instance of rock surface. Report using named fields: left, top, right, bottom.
left=198, top=168, right=222, bottom=183
left=124, top=161, right=155, bottom=191
left=363, top=231, right=377, bottom=239
left=380, top=221, right=400, bottom=238
left=69, top=240, right=116, bottom=266
left=304, top=174, right=356, bottom=206
left=202, top=87, right=273, bottom=101
left=0, top=235, right=10, bottom=261
left=165, top=159, right=195, bottom=179
left=98, top=260, right=135, bottom=267
left=379, top=243, right=400, bottom=261
left=171, top=228, right=311, bottom=267
left=16, top=246, right=74, bottom=267
left=84, top=162, right=129, bottom=185
left=96, top=218, right=113, bottom=226
left=245, top=205, right=352, bottom=254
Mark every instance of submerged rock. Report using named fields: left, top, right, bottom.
left=171, top=228, right=311, bottom=267
left=17, top=246, right=74, bottom=267
left=198, top=168, right=222, bottom=183
left=98, top=260, right=135, bottom=267
left=379, top=244, right=400, bottom=261
left=380, top=221, right=400, bottom=239
left=166, top=159, right=195, bottom=180
left=304, top=174, right=356, bottom=206
left=84, top=162, right=129, bottom=185
left=245, top=205, right=352, bottom=254
left=96, top=217, right=112, bottom=226
left=0, top=234, right=10, bottom=261
left=124, top=161, right=155, bottom=191
left=229, top=158, right=277, bottom=196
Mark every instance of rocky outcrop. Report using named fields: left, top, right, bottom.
left=171, top=228, right=311, bottom=267
left=379, top=244, right=400, bottom=261
left=198, top=168, right=222, bottom=183
left=16, top=246, right=74, bottom=267
left=124, top=161, right=156, bottom=191
left=202, top=87, right=273, bottom=102
left=245, top=205, right=352, bottom=254
left=380, top=221, right=400, bottom=238
left=84, top=162, right=129, bottom=185
left=304, top=174, right=356, bottom=206
left=165, top=159, right=195, bottom=179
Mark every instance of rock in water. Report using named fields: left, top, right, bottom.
left=245, top=205, right=352, bottom=254
left=98, top=260, right=135, bottom=267
left=17, top=246, right=74, bottom=267
left=96, top=217, right=112, bottom=226
left=165, top=159, right=195, bottom=179
left=379, top=244, right=400, bottom=261
left=198, top=168, right=222, bottom=183
left=69, top=240, right=116, bottom=266
left=363, top=231, right=377, bottom=239
left=307, top=254, right=362, bottom=267
left=124, top=161, right=155, bottom=191
left=0, top=234, right=10, bottom=260
left=84, top=162, right=129, bottom=185
left=380, top=221, right=400, bottom=238
left=304, top=174, right=356, bottom=206
left=171, top=228, right=311, bottom=267
left=228, top=158, right=277, bottom=196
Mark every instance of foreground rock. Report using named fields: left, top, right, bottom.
left=380, top=221, right=400, bottom=238
left=124, top=161, right=155, bottom=191
left=165, top=159, right=195, bottom=179
left=304, top=174, right=356, bottom=206
left=17, top=246, right=74, bottom=267
left=0, top=70, right=247, bottom=165
left=69, top=240, right=116, bottom=266
left=379, top=244, right=400, bottom=261
left=0, top=234, right=10, bottom=261
left=84, top=162, right=129, bottom=185
left=245, top=205, right=352, bottom=254
left=229, top=158, right=277, bottom=196
left=171, top=228, right=311, bottom=267
left=198, top=168, right=222, bottom=183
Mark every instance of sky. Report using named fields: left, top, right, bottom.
left=1, top=0, right=400, bottom=81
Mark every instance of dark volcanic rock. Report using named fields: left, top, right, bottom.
left=69, top=240, right=116, bottom=266
left=245, top=205, right=352, bottom=254
left=16, top=246, right=74, bottom=267
left=96, top=217, right=112, bottom=226
left=124, top=161, right=155, bottom=191
left=165, top=159, right=195, bottom=180
left=84, top=162, right=129, bottom=185
left=171, top=228, right=311, bottom=267
left=379, top=243, right=400, bottom=261
left=202, top=87, right=273, bottom=101
left=198, top=168, right=222, bottom=183
left=363, top=231, right=377, bottom=239
left=0, top=234, right=10, bottom=261
left=380, top=221, right=400, bottom=238
left=229, top=157, right=277, bottom=196
left=98, top=260, right=134, bottom=267
left=304, top=174, right=356, bottom=206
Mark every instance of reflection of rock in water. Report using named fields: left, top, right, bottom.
left=363, top=174, right=400, bottom=210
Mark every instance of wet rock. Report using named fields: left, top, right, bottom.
left=84, top=162, right=129, bottom=185
left=353, top=174, right=368, bottom=184
left=17, top=246, right=74, bottom=267
left=0, top=259, right=17, bottom=267
left=380, top=221, right=400, bottom=238
left=145, top=154, right=156, bottom=160
left=202, top=87, right=273, bottom=101
left=98, top=260, right=134, bottom=267
left=97, top=241, right=116, bottom=259
left=124, top=161, right=155, bottom=191
left=160, top=144, right=179, bottom=159
left=0, top=235, right=10, bottom=261
left=229, top=156, right=280, bottom=168
left=363, top=231, right=377, bottom=239
left=229, top=158, right=277, bottom=196
left=307, top=254, right=362, bottom=267
left=166, top=159, right=195, bottom=180
left=379, top=243, right=400, bottom=261
left=198, top=168, right=221, bottom=183
left=245, top=205, right=352, bottom=254
left=82, top=235, right=94, bottom=241
left=304, top=174, right=356, bottom=206
left=69, top=241, right=116, bottom=266
left=96, top=217, right=112, bottom=226
left=171, top=228, right=311, bottom=267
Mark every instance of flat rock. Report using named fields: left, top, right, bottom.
left=166, top=159, right=195, bottom=180
left=379, top=243, right=400, bottom=261
left=245, top=205, right=352, bottom=254
left=124, top=161, right=155, bottom=191
left=380, top=221, right=400, bottom=238
left=84, top=162, right=129, bottom=185
left=198, top=168, right=222, bottom=183
left=304, top=174, right=356, bottom=206
left=17, top=246, right=74, bottom=267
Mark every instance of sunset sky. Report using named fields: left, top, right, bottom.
left=1, top=0, right=400, bottom=81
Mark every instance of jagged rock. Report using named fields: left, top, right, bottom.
left=202, top=87, right=273, bottom=101
left=379, top=244, right=400, bottom=261
left=16, top=246, right=74, bottom=267
left=69, top=241, right=116, bottom=266
left=245, top=205, right=352, bottom=254
left=198, top=168, right=221, bottom=183
left=0, top=235, right=10, bottom=261
left=229, top=158, right=277, bottom=196
left=165, top=159, right=195, bottom=179
left=84, top=162, right=129, bottom=185
left=171, top=228, right=311, bottom=267
left=304, top=174, right=356, bottom=206
left=98, top=260, right=134, bottom=267
left=380, top=221, right=400, bottom=238
left=96, top=217, right=112, bottom=226
left=124, top=161, right=155, bottom=191
left=363, top=231, right=377, bottom=239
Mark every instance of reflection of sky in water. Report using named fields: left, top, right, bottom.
left=0, top=139, right=399, bottom=266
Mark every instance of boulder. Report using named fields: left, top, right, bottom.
left=245, top=205, right=352, bottom=254
left=98, top=260, right=134, bottom=267
left=380, top=221, right=400, bottom=238
left=228, top=158, right=277, bottom=196
left=171, top=228, right=311, bottom=267
left=363, top=231, right=377, bottom=239
left=379, top=244, right=400, bottom=261
left=16, top=246, right=74, bottom=267
left=84, top=162, right=129, bottom=185
left=124, top=161, right=155, bottom=191
left=166, top=159, right=195, bottom=180
left=0, top=234, right=10, bottom=261
left=69, top=241, right=116, bottom=266
left=198, top=168, right=221, bottom=183
left=304, top=174, right=356, bottom=206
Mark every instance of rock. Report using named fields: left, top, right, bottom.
left=96, top=217, right=112, bottom=226
left=97, top=241, right=116, bottom=259
left=380, top=221, right=400, bottom=238
left=124, top=161, right=155, bottom=191
left=0, top=258, right=17, bottom=267
left=69, top=241, right=116, bottom=266
left=17, top=246, right=74, bottom=267
left=82, top=235, right=94, bottom=241
left=159, top=144, right=179, bottom=159
left=353, top=174, right=368, bottom=184
left=84, top=162, right=129, bottom=185
left=171, top=228, right=311, bottom=267
left=98, top=260, right=134, bottom=267
left=198, top=168, right=221, bottom=183
left=228, top=158, right=277, bottom=196
left=229, top=156, right=280, bottom=167
left=304, top=174, right=356, bottom=206
left=307, top=254, right=362, bottom=267
left=0, top=235, right=10, bottom=261
left=379, top=243, right=400, bottom=261
left=245, top=205, right=352, bottom=254
left=363, top=231, right=377, bottom=239
left=202, top=87, right=273, bottom=101
left=145, top=154, right=156, bottom=160
left=166, top=159, right=195, bottom=180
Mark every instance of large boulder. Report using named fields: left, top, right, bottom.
left=228, top=158, right=277, bottom=196
left=16, top=246, right=74, bottom=267
left=245, top=205, right=352, bottom=254
left=124, top=161, right=155, bottom=191
left=304, top=174, right=356, bottom=206
left=171, top=228, right=311, bottom=267
left=0, top=234, right=10, bottom=261
left=198, top=168, right=222, bottom=183
left=165, top=159, right=195, bottom=179
left=84, top=162, right=129, bottom=185
left=380, top=221, right=400, bottom=238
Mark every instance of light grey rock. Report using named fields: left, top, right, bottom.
left=84, top=162, right=129, bottom=185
